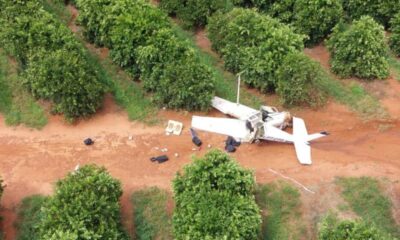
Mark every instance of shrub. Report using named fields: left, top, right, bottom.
left=24, top=48, right=104, bottom=120
left=207, top=8, right=305, bottom=91
left=342, top=0, right=400, bottom=27
left=0, top=1, right=105, bottom=120
left=390, top=13, right=400, bottom=56
left=74, top=0, right=215, bottom=110
left=293, top=0, right=343, bottom=46
left=277, top=53, right=327, bottom=107
left=136, top=29, right=214, bottom=110
left=160, top=0, right=234, bottom=28
left=38, top=165, right=128, bottom=239
left=173, top=150, right=261, bottom=239
left=319, top=215, right=394, bottom=240
left=327, top=17, right=389, bottom=80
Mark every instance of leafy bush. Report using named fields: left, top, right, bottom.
left=390, top=13, right=400, bottom=56
left=208, top=8, right=304, bottom=91
left=38, top=165, right=128, bottom=239
left=327, top=17, right=389, bottom=80
left=277, top=53, right=327, bottom=107
left=136, top=29, right=214, bottom=110
left=342, top=0, right=400, bottom=27
left=0, top=1, right=105, bottom=120
left=74, top=0, right=215, bottom=110
left=16, top=195, right=48, bottom=240
left=173, top=150, right=261, bottom=239
left=319, top=215, right=394, bottom=240
left=160, top=0, right=234, bottom=28
left=132, top=187, right=173, bottom=240
left=293, top=0, right=343, bottom=45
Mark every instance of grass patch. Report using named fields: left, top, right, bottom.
left=320, top=74, right=387, bottom=119
left=16, top=195, right=48, bottom=240
left=336, top=177, right=400, bottom=237
left=132, top=187, right=173, bottom=240
left=0, top=50, right=47, bottom=129
left=172, top=25, right=263, bottom=109
left=45, top=1, right=158, bottom=124
left=388, top=55, right=400, bottom=81
left=256, top=181, right=307, bottom=240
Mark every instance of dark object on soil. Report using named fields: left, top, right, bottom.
left=84, top=138, right=94, bottom=146
left=192, top=136, right=202, bottom=147
left=225, top=136, right=240, bottom=153
left=190, top=128, right=202, bottom=147
left=226, top=136, right=241, bottom=147
left=150, top=155, right=169, bottom=163
left=225, top=144, right=236, bottom=153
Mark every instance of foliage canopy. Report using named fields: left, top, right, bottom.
left=390, top=13, right=400, bottom=56
left=208, top=8, right=304, bottom=91
left=160, top=0, right=234, bottom=28
left=319, top=215, right=395, bottom=240
left=38, top=165, right=127, bottom=239
left=327, top=16, right=389, bottom=80
left=277, top=53, right=327, bottom=107
left=0, top=1, right=105, bottom=120
left=173, top=150, right=261, bottom=239
left=75, top=0, right=215, bottom=110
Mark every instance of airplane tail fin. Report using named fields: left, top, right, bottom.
left=292, top=117, right=328, bottom=165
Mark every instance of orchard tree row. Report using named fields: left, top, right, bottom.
left=5, top=151, right=396, bottom=239
left=0, top=0, right=105, bottom=121
left=72, top=0, right=215, bottom=110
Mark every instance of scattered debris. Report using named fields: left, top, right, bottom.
left=174, top=153, right=179, bottom=158
left=150, top=155, right=169, bottom=164
left=128, top=135, right=133, bottom=140
left=225, top=136, right=241, bottom=153
left=83, top=138, right=94, bottom=146
left=161, top=148, right=168, bottom=152
left=207, top=144, right=212, bottom=149
left=268, top=168, right=315, bottom=194
left=74, top=164, right=80, bottom=171
left=190, top=128, right=202, bottom=147
left=165, top=120, right=183, bottom=135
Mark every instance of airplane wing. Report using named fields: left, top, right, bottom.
left=191, top=116, right=250, bottom=140
left=212, top=97, right=258, bottom=120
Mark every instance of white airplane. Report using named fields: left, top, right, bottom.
left=191, top=96, right=329, bottom=165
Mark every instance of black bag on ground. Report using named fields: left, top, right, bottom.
left=225, top=144, right=236, bottom=153
left=226, top=136, right=241, bottom=147
left=192, top=136, right=202, bottom=147
left=150, top=155, right=169, bottom=163
left=84, top=138, right=94, bottom=146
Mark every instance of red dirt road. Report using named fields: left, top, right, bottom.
left=1, top=94, right=399, bottom=239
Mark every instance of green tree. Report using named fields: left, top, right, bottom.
left=277, top=52, right=327, bottom=107
left=74, top=0, right=216, bottom=110
left=390, top=13, right=400, bottom=56
left=342, top=0, right=400, bottom=27
left=38, top=165, right=128, bottom=239
left=0, top=1, right=105, bottom=120
left=173, top=150, right=261, bottom=239
left=293, top=0, right=343, bottom=46
left=207, top=8, right=305, bottom=91
left=159, top=0, right=234, bottom=28
left=327, top=17, right=389, bottom=79
left=319, top=215, right=395, bottom=240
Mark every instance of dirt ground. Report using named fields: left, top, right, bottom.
left=1, top=92, right=399, bottom=239
left=0, top=6, right=399, bottom=239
